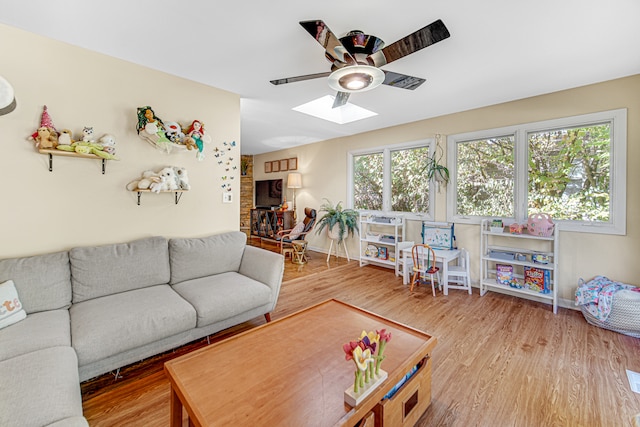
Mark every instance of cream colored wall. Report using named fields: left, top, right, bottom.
left=0, top=24, right=240, bottom=258
left=256, top=74, right=640, bottom=305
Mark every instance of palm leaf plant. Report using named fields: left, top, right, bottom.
left=315, top=199, right=359, bottom=244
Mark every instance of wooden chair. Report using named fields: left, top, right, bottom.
left=276, top=208, right=317, bottom=255
left=447, top=248, right=472, bottom=294
left=410, top=244, right=441, bottom=296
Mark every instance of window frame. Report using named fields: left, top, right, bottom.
left=348, top=138, right=436, bottom=220
left=446, top=109, right=627, bottom=235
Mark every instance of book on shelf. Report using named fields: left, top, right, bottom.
left=496, top=264, right=513, bottom=285
left=524, top=266, right=551, bottom=294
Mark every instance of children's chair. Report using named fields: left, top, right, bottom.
left=410, top=244, right=441, bottom=296
left=447, top=248, right=472, bottom=294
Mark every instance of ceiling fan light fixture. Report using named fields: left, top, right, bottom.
left=328, top=65, right=384, bottom=93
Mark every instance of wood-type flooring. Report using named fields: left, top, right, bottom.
left=81, top=248, right=640, bottom=426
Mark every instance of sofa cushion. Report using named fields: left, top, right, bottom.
left=0, top=346, right=84, bottom=427
left=0, top=279, right=26, bottom=329
left=172, top=272, right=272, bottom=327
left=0, top=251, right=71, bottom=313
left=169, top=231, right=247, bottom=285
left=70, top=236, right=170, bottom=303
left=0, top=309, right=70, bottom=362
left=70, top=285, right=196, bottom=366
left=46, top=417, right=89, bottom=427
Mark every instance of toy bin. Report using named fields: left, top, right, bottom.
left=527, top=213, right=554, bottom=237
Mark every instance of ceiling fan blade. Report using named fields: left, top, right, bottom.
left=367, top=19, right=450, bottom=67
left=332, top=92, right=350, bottom=108
left=299, top=20, right=356, bottom=65
left=382, top=71, right=426, bottom=90
left=270, top=72, right=331, bottom=86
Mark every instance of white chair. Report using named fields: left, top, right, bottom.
left=447, top=248, right=472, bottom=294
left=395, top=241, right=415, bottom=283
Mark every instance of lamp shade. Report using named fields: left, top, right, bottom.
left=287, top=173, right=302, bottom=189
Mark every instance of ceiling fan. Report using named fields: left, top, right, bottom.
left=270, top=19, right=450, bottom=108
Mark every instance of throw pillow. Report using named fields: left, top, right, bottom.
left=288, top=221, right=306, bottom=240
left=0, top=280, right=26, bottom=329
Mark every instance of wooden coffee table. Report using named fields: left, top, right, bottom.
left=165, top=299, right=437, bottom=427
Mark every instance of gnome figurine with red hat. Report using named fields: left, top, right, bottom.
left=29, top=105, right=59, bottom=149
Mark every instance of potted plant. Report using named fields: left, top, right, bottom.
left=315, top=199, right=359, bottom=244
left=423, top=153, right=449, bottom=185
left=240, top=157, right=249, bottom=176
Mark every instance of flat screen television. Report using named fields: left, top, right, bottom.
left=255, top=179, right=283, bottom=209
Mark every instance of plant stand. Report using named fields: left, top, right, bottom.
left=326, top=238, right=350, bottom=263
left=327, top=225, right=350, bottom=263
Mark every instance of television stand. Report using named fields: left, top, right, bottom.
left=250, top=208, right=294, bottom=242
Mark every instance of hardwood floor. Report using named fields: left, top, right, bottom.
left=82, top=249, right=640, bottom=426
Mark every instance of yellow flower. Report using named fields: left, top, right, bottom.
left=353, top=346, right=373, bottom=371
left=360, top=330, right=379, bottom=345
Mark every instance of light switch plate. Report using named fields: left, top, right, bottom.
left=223, top=193, right=233, bottom=203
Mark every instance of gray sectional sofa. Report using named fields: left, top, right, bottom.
left=0, top=231, right=284, bottom=427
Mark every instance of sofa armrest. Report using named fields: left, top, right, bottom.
left=239, top=246, right=284, bottom=302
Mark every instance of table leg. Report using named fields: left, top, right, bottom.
left=403, top=260, right=408, bottom=285
left=170, top=386, right=183, bottom=427
left=442, top=261, right=449, bottom=296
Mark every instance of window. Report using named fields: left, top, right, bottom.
left=353, top=152, right=383, bottom=211
left=447, top=109, right=626, bottom=234
left=349, top=139, right=435, bottom=217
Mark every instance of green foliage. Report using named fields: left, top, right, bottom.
left=315, top=199, right=359, bottom=244
left=422, top=153, right=449, bottom=184
left=391, top=147, right=430, bottom=212
left=456, top=136, right=515, bottom=217
left=353, top=147, right=433, bottom=213
left=353, top=153, right=383, bottom=211
left=455, top=124, right=611, bottom=222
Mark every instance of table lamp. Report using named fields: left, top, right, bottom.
left=287, top=173, right=302, bottom=221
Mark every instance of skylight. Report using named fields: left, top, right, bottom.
left=292, top=95, right=377, bottom=124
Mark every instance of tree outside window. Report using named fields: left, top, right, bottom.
left=353, top=152, right=383, bottom=211
left=447, top=109, right=626, bottom=235
left=528, top=124, right=610, bottom=222
left=456, top=136, right=514, bottom=218
left=391, top=146, right=431, bottom=213
left=351, top=140, right=435, bottom=217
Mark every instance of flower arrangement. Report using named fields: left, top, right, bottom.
left=343, top=329, right=392, bottom=394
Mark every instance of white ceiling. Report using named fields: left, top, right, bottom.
left=1, top=0, right=639, bottom=154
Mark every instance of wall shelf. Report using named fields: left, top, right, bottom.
left=39, top=148, right=112, bottom=174
left=133, top=189, right=188, bottom=205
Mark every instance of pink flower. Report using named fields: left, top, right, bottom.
left=342, top=341, right=359, bottom=361
left=377, top=328, right=392, bottom=343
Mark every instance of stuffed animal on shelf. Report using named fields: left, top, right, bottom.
left=126, top=166, right=183, bottom=192
left=172, top=166, right=190, bottom=190
left=184, top=120, right=207, bottom=160
left=156, top=167, right=179, bottom=191
left=98, top=134, right=116, bottom=155
left=57, top=129, right=75, bottom=146
left=136, top=106, right=170, bottom=150
left=81, top=126, right=95, bottom=143
left=35, top=126, right=58, bottom=149
left=56, top=141, right=118, bottom=160
left=163, top=121, right=185, bottom=144
left=149, top=174, right=168, bottom=193
left=126, top=170, right=161, bottom=191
